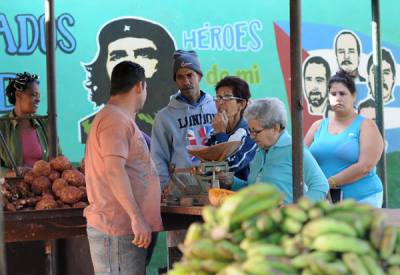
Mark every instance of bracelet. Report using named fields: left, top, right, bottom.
left=329, top=176, right=338, bottom=188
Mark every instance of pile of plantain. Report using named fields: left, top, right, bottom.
left=169, top=183, right=400, bottom=275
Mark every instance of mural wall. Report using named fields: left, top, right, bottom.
left=275, top=22, right=400, bottom=152
left=1, top=0, right=400, bottom=205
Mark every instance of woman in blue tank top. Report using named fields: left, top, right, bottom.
left=304, top=70, right=384, bottom=208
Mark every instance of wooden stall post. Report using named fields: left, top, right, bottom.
left=290, top=0, right=304, bottom=202
left=45, top=0, right=59, bottom=274
left=371, top=0, right=388, bottom=208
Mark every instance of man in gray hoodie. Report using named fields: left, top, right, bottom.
left=151, top=50, right=217, bottom=188
left=151, top=49, right=217, bottom=267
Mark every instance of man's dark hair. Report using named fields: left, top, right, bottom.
left=328, top=70, right=357, bottom=95
left=303, top=56, right=331, bottom=82
left=5, top=72, right=39, bottom=105
left=335, top=31, right=361, bottom=56
left=110, top=61, right=145, bottom=96
left=84, top=17, right=176, bottom=106
left=367, top=48, right=396, bottom=77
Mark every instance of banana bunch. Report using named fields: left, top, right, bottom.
left=170, top=184, right=284, bottom=275
left=286, top=199, right=400, bottom=274
left=169, top=183, right=400, bottom=275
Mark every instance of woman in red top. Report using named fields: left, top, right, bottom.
left=0, top=72, right=50, bottom=176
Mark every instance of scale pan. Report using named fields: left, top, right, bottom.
left=186, top=141, right=241, bottom=161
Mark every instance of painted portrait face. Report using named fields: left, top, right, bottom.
left=80, top=17, right=177, bottom=143
left=106, top=37, right=159, bottom=79
left=304, top=62, right=328, bottom=107
left=336, top=33, right=360, bottom=74
left=368, top=60, right=395, bottom=103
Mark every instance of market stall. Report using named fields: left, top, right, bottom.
left=4, top=205, right=400, bottom=243
left=3, top=191, right=400, bottom=275
left=3, top=205, right=204, bottom=243
left=0, top=0, right=392, bottom=274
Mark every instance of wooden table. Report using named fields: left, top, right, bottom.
left=4, top=205, right=203, bottom=242
left=161, top=204, right=203, bottom=231
left=4, top=208, right=86, bottom=242
left=3, top=205, right=204, bottom=275
left=4, top=206, right=400, bottom=242
left=4, top=208, right=87, bottom=275
left=5, top=206, right=400, bottom=242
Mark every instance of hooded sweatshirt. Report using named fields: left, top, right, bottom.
left=151, top=91, right=217, bottom=188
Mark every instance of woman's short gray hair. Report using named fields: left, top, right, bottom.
left=244, top=98, right=287, bottom=129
